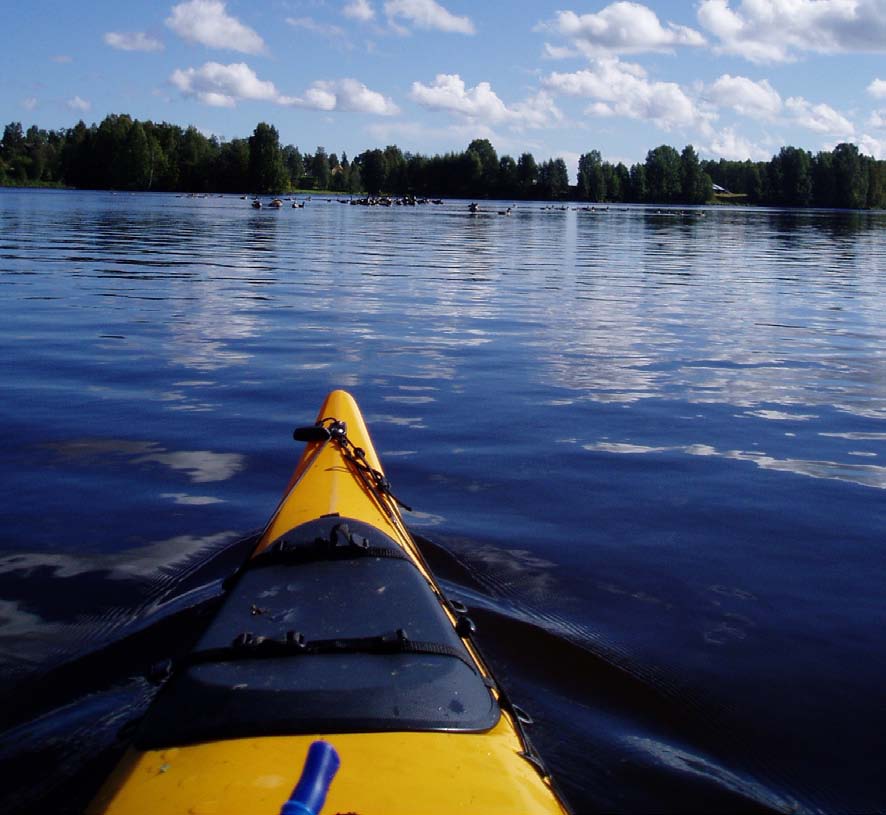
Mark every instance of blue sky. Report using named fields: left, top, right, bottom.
left=5, top=0, right=886, bottom=174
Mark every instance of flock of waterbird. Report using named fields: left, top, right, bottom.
left=244, top=196, right=708, bottom=217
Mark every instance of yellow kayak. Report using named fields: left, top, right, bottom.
left=89, top=390, right=569, bottom=815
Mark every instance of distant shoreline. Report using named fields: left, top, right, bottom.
left=4, top=116, right=883, bottom=210
left=4, top=184, right=883, bottom=213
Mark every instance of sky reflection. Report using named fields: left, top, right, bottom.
left=45, top=439, right=246, bottom=484
left=583, top=441, right=886, bottom=490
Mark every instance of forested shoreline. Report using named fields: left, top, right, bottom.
left=2, top=115, right=883, bottom=209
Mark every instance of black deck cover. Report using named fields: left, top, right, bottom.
left=136, top=517, right=499, bottom=748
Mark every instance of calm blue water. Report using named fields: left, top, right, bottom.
left=1, top=189, right=885, bottom=813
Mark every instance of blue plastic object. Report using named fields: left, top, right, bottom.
left=279, top=740, right=341, bottom=815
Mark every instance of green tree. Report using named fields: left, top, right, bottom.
left=142, top=125, right=167, bottom=190
left=93, top=114, right=134, bottom=188
left=122, top=121, right=151, bottom=189
left=248, top=123, right=287, bottom=193
left=407, top=154, right=429, bottom=195
left=516, top=153, right=538, bottom=197
left=772, top=146, right=812, bottom=206
left=330, top=152, right=347, bottom=192
left=23, top=125, right=46, bottom=182
left=497, top=155, right=518, bottom=197
left=214, top=138, right=249, bottom=192
left=358, top=148, right=387, bottom=195
left=832, top=142, right=868, bottom=209
left=645, top=145, right=682, bottom=203
left=282, top=145, right=305, bottom=188
left=679, top=144, right=711, bottom=204
left=467, top=138, right=498, bottom=192
left=628, top=163, right=647, bottom=202
left=537, top=158, right=569, bottom=199
left=153, top=123, right=182, bottom=190
left=614, top=162, right=630, bottom=202
left=60, top=120, right=90, bottom=187
left=312, top=146, right=331, bottom=190
left=553, top=158, right=570, bottom=198
left=811, top=151, right=834, bottom=207
left=577, top=150, right=605, bottom=201
left=2, top=122, right=24, bottom=153
left=744, top=162, right=764, bottom=203
left=458, top=149, right=482, bottom=196
left=347, top=160, right=362, bottom=193
left=383, top=145, right=407, bottom=193
left=2, top=122, right=27, bottom=181
left=179, top=126, right=214, bottom=191
left=866, top=157, right=885, bottom=208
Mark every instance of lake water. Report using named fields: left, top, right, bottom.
left=1, top=188, right=884, bottom=813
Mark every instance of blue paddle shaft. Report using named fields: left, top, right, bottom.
left=280, top=741, right=341, bottom=815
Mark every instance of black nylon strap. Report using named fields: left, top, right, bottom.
left=186, top=629, right=476, bottom=673
left=250, top=523, right=411, bottom=569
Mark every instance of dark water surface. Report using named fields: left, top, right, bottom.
left=1, top=189, right=885, bottom=813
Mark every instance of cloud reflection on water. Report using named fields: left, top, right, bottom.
left=583, top=441, right=886, bottom=490
left=45, top=439, right=246, bottom=484
left=0, top=531, right=240, bottom=670
left=526, top=210, right=886, bottom=421
left=0, top=531, right=239, bottom=582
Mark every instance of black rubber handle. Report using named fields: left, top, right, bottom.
left=293, top=425, right=331, bottom=443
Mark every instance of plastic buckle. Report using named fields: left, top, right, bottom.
left=285, top=631, right=306, bottom=650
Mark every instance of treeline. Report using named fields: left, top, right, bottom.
left=0, top=118, right=322, bottom=195
left=0, top=116, right=571, bottom=199
left=701, top=145, right=884, bottom=209
left=571, top=143, right=885, bottom=209
left=575, top=145, right=711, bottom=205
left=1, top=115, right=884, bottom=208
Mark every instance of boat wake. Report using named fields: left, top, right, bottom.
left=416, top=532, right=814, bottom=815
left=0, top=528, right=829, bottom=814
left=0, top=533, right=258, bottom=815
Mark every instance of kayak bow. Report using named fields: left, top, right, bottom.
left=89, top=390, right=569, bottom=815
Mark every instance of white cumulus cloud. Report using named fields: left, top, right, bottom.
left=410, top=74, right=508, bottom=119
left=856, top=133, right=886, bottom=159
left=384, top=0, right=475, bottom=34
left=868, top=78, right=886, bottom=98
left=698, top=0, right=886, bottom=63
left=706, top=74, right=782, bottom=119
left=540, top=2, right=705, bottom=56
left=21, top=97, right=38, bottom=111
left=104, top=31, right=164, bottom=52
left=166, top=0, right=265, bottom=54
left=409, top=74, right=561, bottom=128
left=509, top=91, right=564, bottom=129
left=343, top=0, right=375, bottom=21
left=543, top=57, right=707, bottom=131
left=785, top=96, right=855, bottom=137
left=287, top=78, right=399, bottom=114
left=170, top=62, right=280, bottom=106
left=704, top=126, right=770, bottom=160
left=171, top=65, right=398, bottom=114
left=67, top=96, right=91, bottom=112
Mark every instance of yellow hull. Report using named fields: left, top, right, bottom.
left=89, top=390, right=568, bottom=815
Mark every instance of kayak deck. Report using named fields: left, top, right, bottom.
left=135, top=515, right=499, bottom=746
left=93, top=724, right=565, bottom=815
left=89, top=390, right=568, bottom=815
